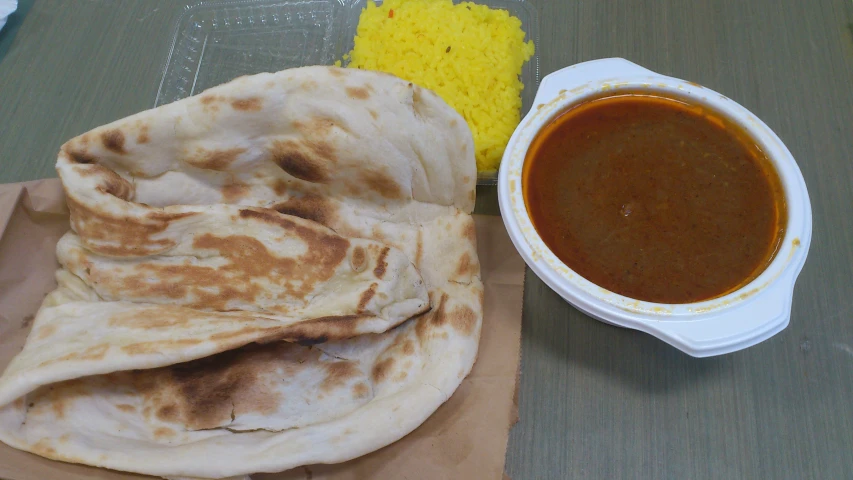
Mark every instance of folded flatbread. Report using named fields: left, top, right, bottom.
left=0, top=66, right=482, bottom=479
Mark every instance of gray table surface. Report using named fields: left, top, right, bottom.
left=2, top=1, right=853, bottom=479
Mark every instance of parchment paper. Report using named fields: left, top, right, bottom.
left=0, top=179, right=526, bottom=480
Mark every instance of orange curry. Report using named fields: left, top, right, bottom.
left=523, top=93, right=786, bottom=304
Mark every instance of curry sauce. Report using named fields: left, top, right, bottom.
left=523, top=93, right=786, bottom=304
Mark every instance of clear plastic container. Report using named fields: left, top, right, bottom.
left=155, top=0, right=540, bottom=184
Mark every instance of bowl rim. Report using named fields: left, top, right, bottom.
left=498, top=58, right=813, bottom=356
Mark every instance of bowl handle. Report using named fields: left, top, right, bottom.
left=643, top=272, right=798, bottom=357
left=533, top=58, right=656, bottom=107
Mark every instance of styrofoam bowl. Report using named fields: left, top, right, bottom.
left=498, top=58, right=812, bottom=357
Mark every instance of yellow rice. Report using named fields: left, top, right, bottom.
left=341, top=0, right=535, bottom=172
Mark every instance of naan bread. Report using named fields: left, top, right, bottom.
left=0, top=66, right=482, bottom=479
left=56, top=211, right=429, bottom=325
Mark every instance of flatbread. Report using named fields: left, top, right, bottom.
left=0, top=66, right=482, bottom=479
left=56, top=212, right=429, bottom=325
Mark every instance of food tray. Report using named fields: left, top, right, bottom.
left=155, top=0, right=540, bottom=185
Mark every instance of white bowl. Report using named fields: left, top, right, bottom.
left=498, top=58, right=812, bottom=357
